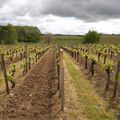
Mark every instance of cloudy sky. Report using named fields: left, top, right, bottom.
left=0, top=0, right=120, bottom=35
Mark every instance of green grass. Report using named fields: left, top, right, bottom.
left=50, top=35, right=120, bottom=45
left=53, top=35, right=83, bottom=45
left=41, top=34, right=120, bottom=45
left=64, top=54, right=117, bottom=120
left=101, top=35, right=120, bottom=44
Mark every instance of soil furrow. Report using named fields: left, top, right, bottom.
left=1, top=47, right=56, bottom=120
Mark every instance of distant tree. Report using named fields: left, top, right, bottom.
left=5, top=24, right=18, bottom=44
left=0, top=26, right=6, bottom=44
left=16, top=26, right=41, bottom=43
left=83, top=30, right=100, bottom=44
left=0, top=24, right=41, bottom=44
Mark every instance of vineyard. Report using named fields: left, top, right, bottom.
left=0, top=44, right=119, bottom=120
left=62, top=44, right=120, bottom=98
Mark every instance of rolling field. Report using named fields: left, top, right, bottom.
left=52, top=35, right=83, bottom=45
left=48, top=35, right=120, bottom=45
left=101, top=35, right=120, bottom=44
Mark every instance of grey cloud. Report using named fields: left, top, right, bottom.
left=1, top=0, right=119, bottom=22
left=42, top=0, right=120, bottom=21
left=0, top=0, right=120, bottom=35
left=0, top=0, right=9, bottom=7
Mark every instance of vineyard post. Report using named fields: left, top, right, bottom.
left=98, top=53, right=101, bottom=62
left=29, top=57, right=31, bottom=70
left=59, top=49, right=63, bottom=95
left=35, top=53, right=37, bottom=62
left=57, top=47, right=60, bottom=90
left=113, top=53, right=120, bottom=98
left=59, top=49, right=64, bottom=111
left=85, top=55, right=88, bottom=69
left=1, top=54, right=10, bottom=94
left=104, top=54, right=107, bottom=64
left=61, top=67, right=64, bottom=111
left=25, top=45, right=28, bottom=73
left=75, top=51, right=77, bottom=60
left=77, top=51, right=79, bottom=62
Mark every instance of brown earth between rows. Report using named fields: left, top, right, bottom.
left=0, top=47, right=58, bottom=120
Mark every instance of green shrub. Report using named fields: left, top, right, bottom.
left=83, top=31, right=100, bottom=44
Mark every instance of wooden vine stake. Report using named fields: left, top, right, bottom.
left=25, top=45, right=28, bottom=73
left=1, top=54, right=10, bottom=94
left=29, top=57, right=31, bottom=70
left=113, top=53, right=120, bottom=99
left=59, top=49, right=64, bottom=111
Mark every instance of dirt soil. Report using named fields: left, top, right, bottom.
left=0, top=47, right=58, bottom=120
left=54, top=60, right=84, bottom=120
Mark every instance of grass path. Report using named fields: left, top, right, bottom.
left=63, top=53, right=117, bottom=120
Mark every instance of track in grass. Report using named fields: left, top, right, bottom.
left=61, top=53, right=117, bottom=120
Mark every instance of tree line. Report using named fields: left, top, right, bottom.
left=0, top=24, right=41, bottom=44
